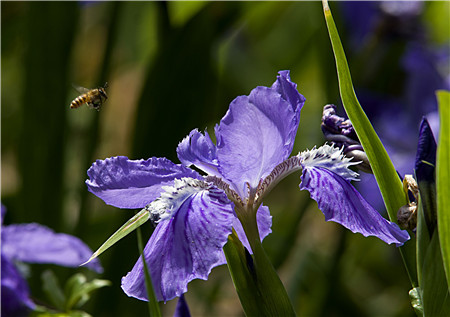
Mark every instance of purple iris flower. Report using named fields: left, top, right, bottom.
left=1, top=205, right=102, bottom=317
left=86, top=71, right=409, bottom=303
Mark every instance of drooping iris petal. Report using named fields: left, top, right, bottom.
left=86, top=156, right=201, bottom=209
left=1, top=256, right=36, bottom=317
left=121, top=186, right=235, bottom=302
left=176, top=129, right=220, bottom=177
left=216, top=79, right=303, bottom=196
left=300, top=166, right=410, bottom=246
left=232, top=205, right=272, bottom=253
left=1, top=223, right=102, bottom=273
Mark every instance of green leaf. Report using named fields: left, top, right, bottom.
left=437, top=90, right=450, bottom=291
left=321, top=0, right=417, bottom=287
left=321, top=0, right=407, bottom=220
left=225, top=214, right=296, bottom=316
left=82, top=208, right=150, bottom=265
left=421, top=232, right=450, bottom=316
left=64, top=273, right=111, bottom=310
left=136, top=226, right=161, bottom=317
left=223, top=231, right=264, bottom=316
left=41, top=270, right=66, bottom=311
left=416, top=198, right=430, bottom=285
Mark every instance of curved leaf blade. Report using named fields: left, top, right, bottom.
left=82, top=208, right=150, bottom=266
left=321, top=0, right=407, bottom=221
left=437, top=90, right=450, bottom=291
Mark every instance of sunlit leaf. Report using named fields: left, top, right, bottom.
left=437, top=90, right=450, bottom=291
left=321, top=0, right=407, bottom=221
left=82, top=208, right=150, bottom=265
left=321, top=0, right=416, bottom=286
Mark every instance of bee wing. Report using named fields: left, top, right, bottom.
left=72, top=84, right=90, bottom=94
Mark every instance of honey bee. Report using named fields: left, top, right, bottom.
left=70, top=82, right=108, bottom=110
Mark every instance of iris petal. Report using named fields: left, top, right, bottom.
left=176, top=129, right=221, bottom=177
left=1, top=256, right=35, bottom=317
left=86, top=156, right=201, bottom=209
left=271, top=70, right=306, bottom=150
left=121, top=186, right=234, bottom=302
left=300, top=166, right=410, bottom=246
left=216, top=72, right=304, bottom=196
left=1, top=223, right=102, bottom=272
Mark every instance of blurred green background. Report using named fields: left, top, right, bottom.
left=2, top=2, right=448, bottom=316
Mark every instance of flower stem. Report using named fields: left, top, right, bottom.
left=239, top=208, right=296, bottom=316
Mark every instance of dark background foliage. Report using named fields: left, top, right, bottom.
left=2, top=2, right=448, bottom=316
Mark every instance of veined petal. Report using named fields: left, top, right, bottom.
left=1, top=256, right=36, bottom=317
left=121, top=181, right=235, bottom=302
left=271, top=70, right=306, bottom=148
left=1, top=224, right=102, bottom=273
left=216, top=73, right=304, bottom=196
left=232, top=205, right=272, bottom=253
left=300, top=166, right=410, bottom=246
left=176, top=129, right=220, bottom=177
left=86, top=156, right=201, bottom=209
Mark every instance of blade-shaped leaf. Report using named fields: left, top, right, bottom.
left=437, top=90, right=450, bottom=291
left=322, top=0, right=407, bottom=221
left=322, top=0, right=416, bottom=286
left=422, top=232, right=450, bottom=316
left=82, top=208, right=150, bottom=266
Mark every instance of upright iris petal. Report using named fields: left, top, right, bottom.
left=216, top=71, right=305, bottom=196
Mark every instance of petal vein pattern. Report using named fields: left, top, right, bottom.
left=121, top=184, right=235, bottom=302
left=86, top=156, right=201, bottom=209
left=217, top=88, right=296, bottom=196
left=300, top=166, right=410, bottom=246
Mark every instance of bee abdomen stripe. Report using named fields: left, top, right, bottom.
left=70, top=95, right=87, bottom=108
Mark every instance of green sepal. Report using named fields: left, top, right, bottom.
left=437, top=90, right=450, bottom=291
left=82, top=208, right=150, bottom=265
